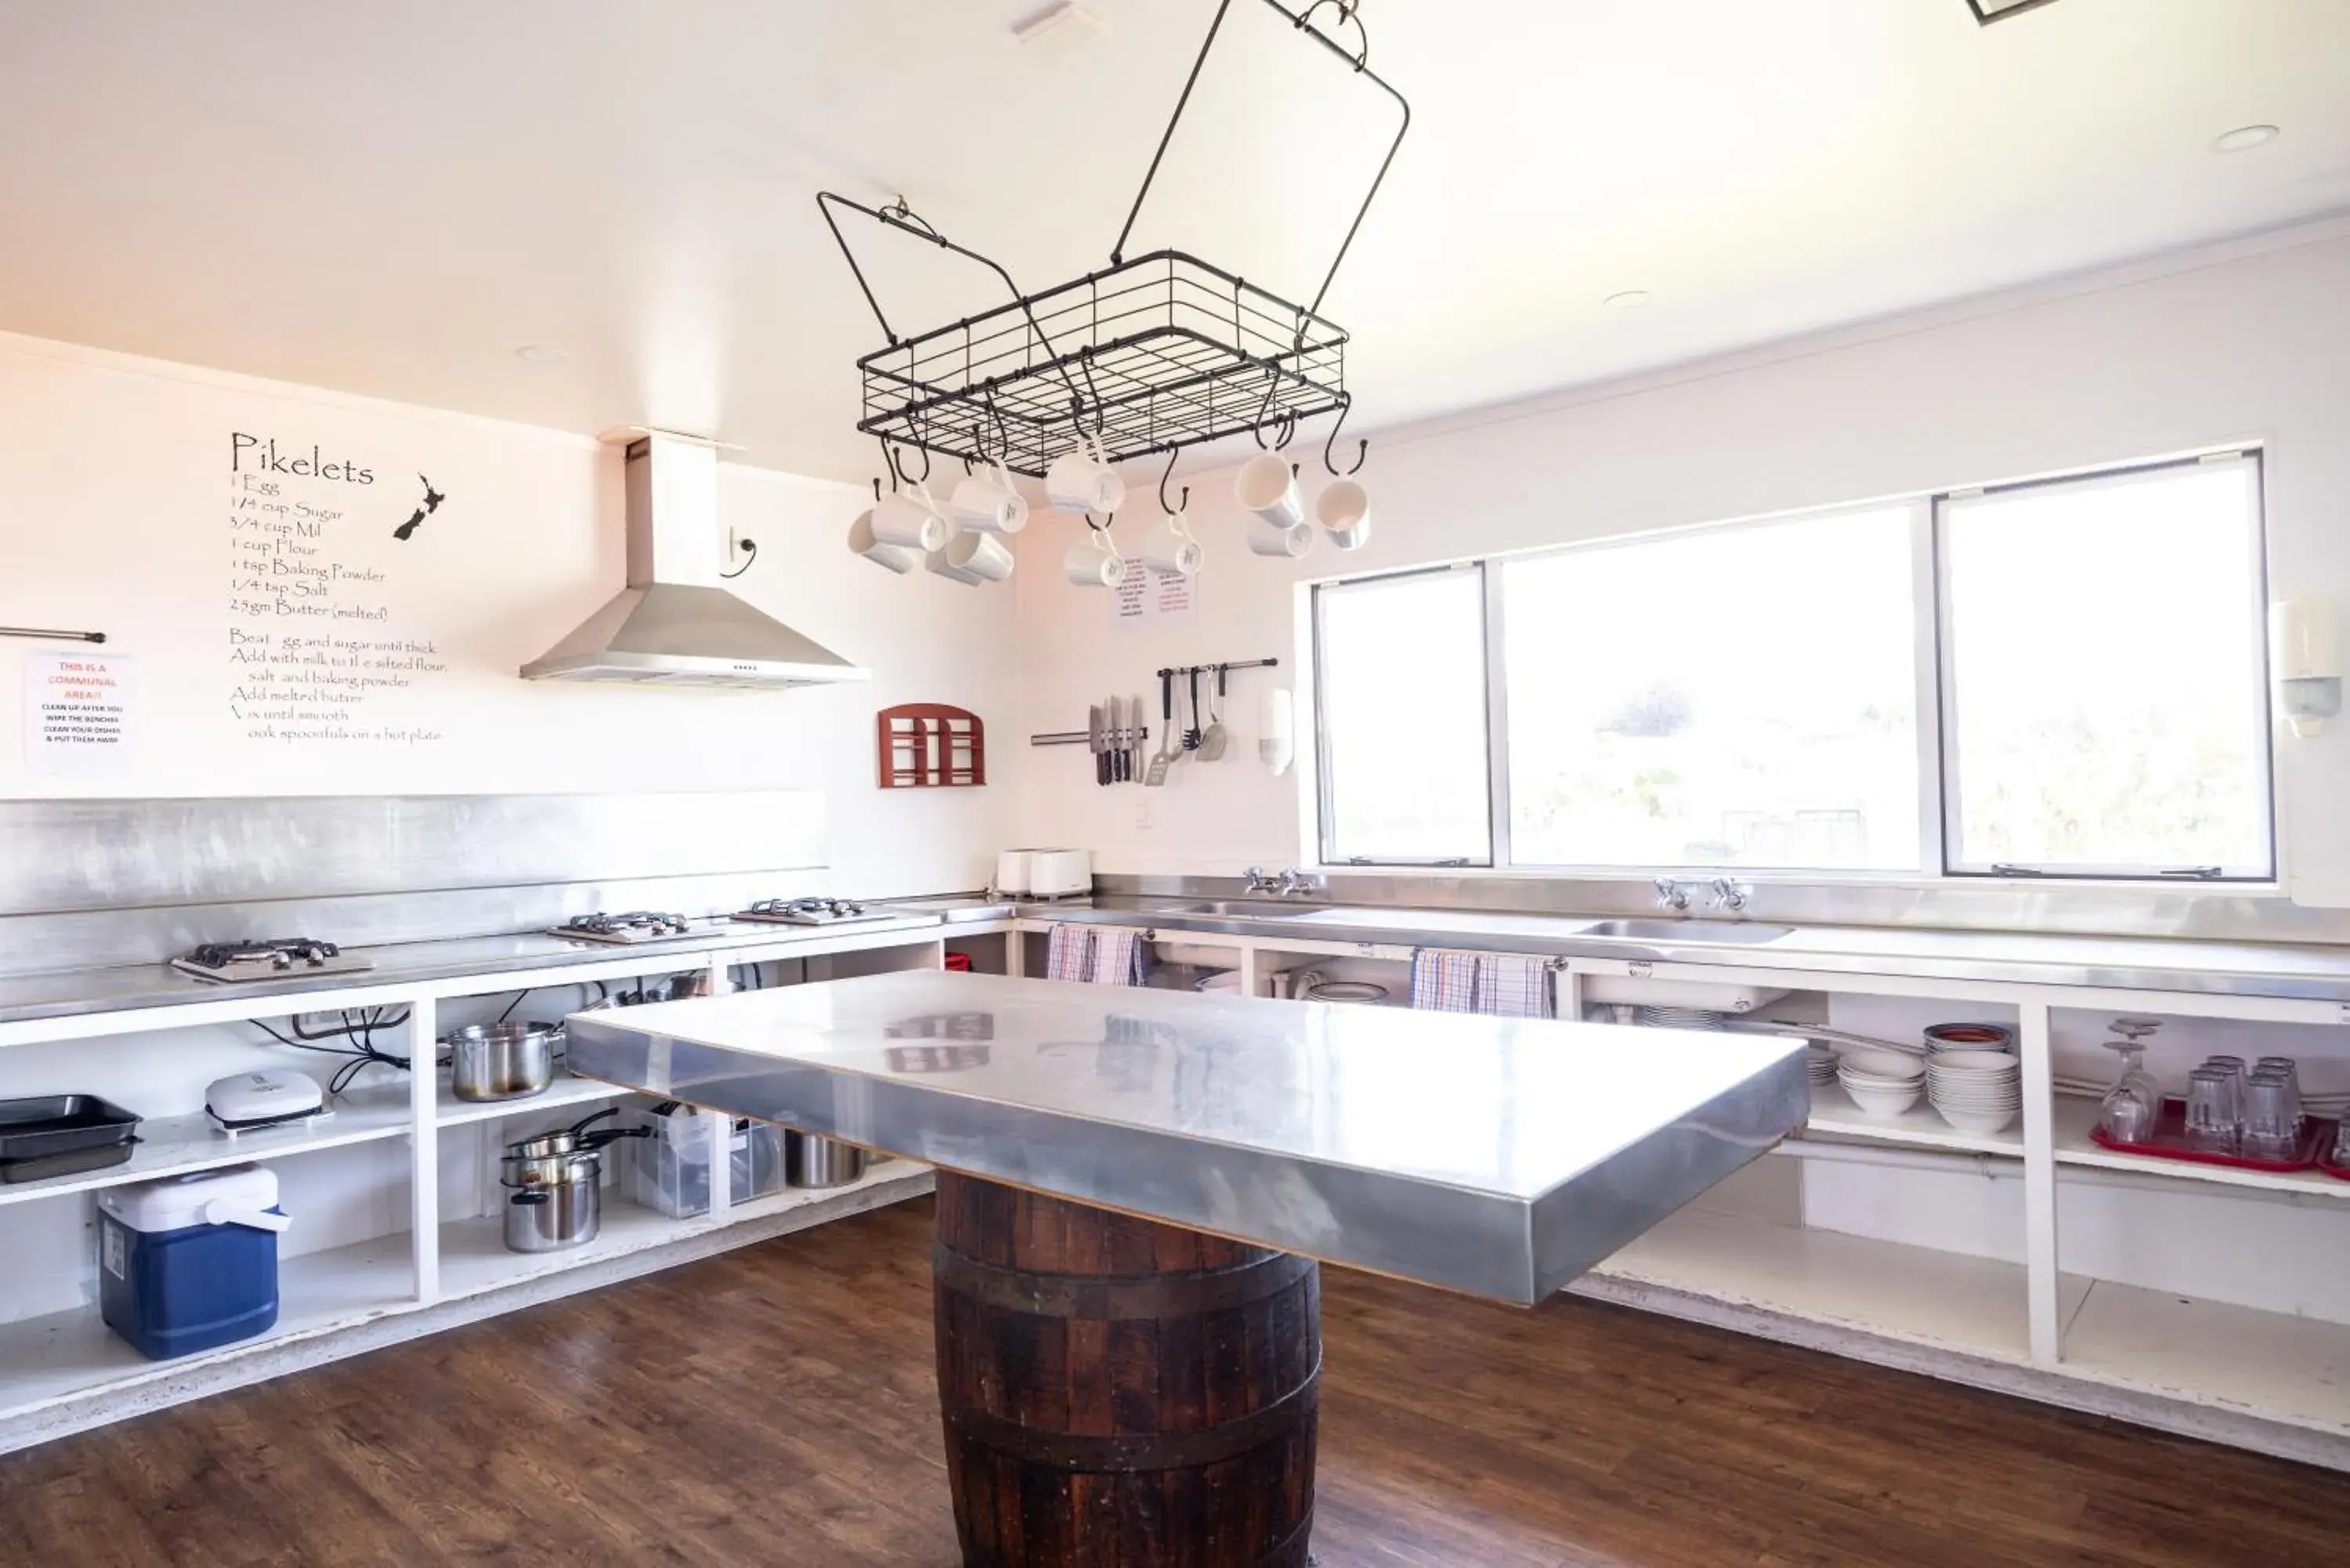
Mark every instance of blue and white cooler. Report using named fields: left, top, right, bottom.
left=97, top=1163, right=290, bottom=1360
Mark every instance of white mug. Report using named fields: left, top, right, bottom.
left=1130, top=511, right=1202, bottom=578
left=1246, top=516, right=1314, bottom=558
left=1046, top=435, right=1126, bottom=515
left=943, top=528, right=1015, bottom=583
left=871, top=482, right=949, bottom=552
left=848, top=511, right=920, bottom=574
left=925, top=547, right=983, bottom=586
left=1325, top=518, right=1372, bottom=551
left=950, top=461, right=1029, bottom=536
left=1316, top=479, right=1369, bottom=534
left=1236, top=453, right=1303, bottom=529
left=1064, top=529, right=1128, bottom=588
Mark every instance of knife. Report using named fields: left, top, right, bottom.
left=1129, top=692, right=1144, bottom=782
left=1107, top=696, right=1123, bottom=783
left=1115, top=695, right=1130, bottom=782
left=1089, top=703, right=1107, bottom=786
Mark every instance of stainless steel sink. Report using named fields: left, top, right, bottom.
left=1577, top=919, right=1793, bottom=945
left=1162, top=900, right=1323, bottom=917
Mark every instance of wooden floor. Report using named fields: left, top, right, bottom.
left=5, top=1198, right=2346, bottom=1566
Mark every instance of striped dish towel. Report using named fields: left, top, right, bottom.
left=1045, top=924, right=1094, bottom=983
left=1408, top=949, right=1481, bottom=1013
left=1477, top=954, right=1553, bottom=1019
left=1089, top=927, right=1146, bottom=987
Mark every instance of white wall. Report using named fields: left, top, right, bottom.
left=0, top=334, right=1018, bottom=896
left=1008, top=220, right=2350, bottom=905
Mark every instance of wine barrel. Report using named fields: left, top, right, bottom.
left=932, top=1172, right=1321, bottom=1568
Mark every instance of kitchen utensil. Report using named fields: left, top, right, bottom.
left=1064, top=527, right=1126, bottom=588
left=443, top=1021, right=560, bottom=1103
left=1128, top=692, right=1144, bottom=780
left=1145, top=672, right=1174, bottom=786
left=1109, top=695, right=1127, bottom=782
left=502, top=1150, right=601, bottom=1253
left=1316, top=479, right=1371, bottom=550
left=1198, top=667, right=1230, bottom=761
left=785, top=1129, right=870, bottom=1188
left=1046, top=434, right=1125, bottom=514
left=506, top=1107, right=646, bottom=1161
left=1184, top=668, right=1202, bottom=750
left=1236, top=453, right=1303, bottom=529
left=204, top=1073, right=327, bottom=1133
left=0, top=1094, right=143, bottom=1161
left=942, top=528, right=1015, bottom=582
left=1, top=1140, right=137, bottom=1184
left=848, top=511, right=921, bottom=574
left=949, top=461, right=1029, bottom=536
left=1246, top=516, right=1314, bottom=558
left=871, top=482, right=950, bottom=551
left=1089, top=703, right=1108, bottom=786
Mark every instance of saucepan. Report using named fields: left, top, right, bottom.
left=506, top=1107, right=649, bottom=1162
left=444, top=1021, right=562, bottom=1103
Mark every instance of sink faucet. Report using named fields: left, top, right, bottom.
left=1246, top=867, right=1321, bottom=898
left=1708, top=878, right=1752, bottom=914
left=1654, top=877, right=1690, bottom=913
left=1243, top=866, right=1281, bottom=894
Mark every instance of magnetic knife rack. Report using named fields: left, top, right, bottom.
left=1030, top=658, right=1279, bottom=746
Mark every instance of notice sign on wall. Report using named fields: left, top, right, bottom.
left=1113, top=568, right=1198, bottom=631
left=24, top=652, right=134, bottom=770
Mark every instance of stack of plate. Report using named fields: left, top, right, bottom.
left=1806, top=1044, right=1838, bottom=1087
left=1836, top=1046, right=1926, bottom=1119
left=1926, top=1049, right=2023, bottom=1135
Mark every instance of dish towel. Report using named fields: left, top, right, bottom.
left=1045, top=924, right=1094, bottom=983
left=1409, top=948, right=1481, bottom=1013
left=1088, top=927, right=1147, bottom=987
left=1410, top=948, right=1553, bottom=1018
left=1477, top=954, right=1553, bottom=1019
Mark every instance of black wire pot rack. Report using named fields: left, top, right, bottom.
left=816, top=0, right=1408, bottom=479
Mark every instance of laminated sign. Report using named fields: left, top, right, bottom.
left=1112, top=568, right=1197, bottom=631
left=25, top=652, right=133, bottom=770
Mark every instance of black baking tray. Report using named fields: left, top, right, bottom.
left=0, top=1140, right=137, bottom=1184
left=0, top=1095, right=144, bottom=1161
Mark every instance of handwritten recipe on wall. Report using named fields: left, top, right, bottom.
left=222, top=432, right=449, bottom=748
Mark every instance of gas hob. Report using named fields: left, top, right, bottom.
left=549, top=912, right=700, bottom=945
left=735, top=898, right=897, bottom=927
left=172, top=938, right=375, bottom=985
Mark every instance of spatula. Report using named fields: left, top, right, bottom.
left=1144, top=671, right=1174, bottom=786
left=1198, top=666, right=1230, bottom=761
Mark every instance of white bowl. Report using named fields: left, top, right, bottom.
left=1839, top=1046, right=1926, bottom=1080
left=1929, top=1050, right=2019, bottom=1075
left=1934, top=1104, right=2020, bottom=1136
left=1840, top=1079, right=1924, bottom=1119
left=1841, top=1065, right=1925, bottom=1087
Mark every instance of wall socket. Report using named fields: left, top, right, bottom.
left=1133, top=800, right=1155, bottom=832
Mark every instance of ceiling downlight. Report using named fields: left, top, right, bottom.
left=2210, top=125, right=2281, bottom=155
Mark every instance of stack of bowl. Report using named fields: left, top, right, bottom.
left=1836, top=1046, right=1926, bottom=1119
left=1926, top=1050, right=2023, bottom=1134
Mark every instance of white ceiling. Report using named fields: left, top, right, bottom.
left=3, top=0, right=2346, bottom=482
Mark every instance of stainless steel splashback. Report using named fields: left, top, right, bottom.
left=0, top=792, right=830, bottom=975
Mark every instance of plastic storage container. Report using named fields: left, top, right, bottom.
left=627, top=1103, right=784, bottom=1219
left=96, top=1164, right=289, bottom=1360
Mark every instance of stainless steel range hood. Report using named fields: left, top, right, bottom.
left=521, top=432, right=870, bottom=689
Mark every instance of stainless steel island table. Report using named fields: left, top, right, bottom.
left=566, top=972, right=1808, bottom=1567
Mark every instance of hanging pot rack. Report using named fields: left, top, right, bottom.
left=816, top=0, right=1409, bottom=479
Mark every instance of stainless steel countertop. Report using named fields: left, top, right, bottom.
left=1051, top=898, right=2350, bottom=1003
left=565, top=971, right=1809, bottom=1303
left=0, top=912, right=961, bottom=1027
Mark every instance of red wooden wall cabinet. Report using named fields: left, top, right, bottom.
left=877, top=703, right=985, bottom=788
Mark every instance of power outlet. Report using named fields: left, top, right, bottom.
left=1134, top=800, right=1155, bottom=832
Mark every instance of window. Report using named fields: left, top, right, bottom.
left=1939, top=457, right=2272, bottom=878
left=1310, top=451, right=2276, bottom=883
left=1313, top=566, right=1491, bottom=864
left=1501, top=506, right=1921, bottom=870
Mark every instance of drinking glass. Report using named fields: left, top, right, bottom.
left=2243, top=1072, right=2303, bottom=1162
left=2097, top=1042, right=2161, bottom=1145
left=2254, top=1057, right=2301, bottom=1097
left=2184, top=1065, right=2241, bottom=1155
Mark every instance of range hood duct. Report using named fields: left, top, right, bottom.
left=521, top=432, right=870, bottom=689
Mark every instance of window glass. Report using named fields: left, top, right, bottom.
left=1500, top=508, right=1921, bottom=869
left=1315, top=568, right=1491, bottom=863
left=1940, top=458, right=2270, bottom=877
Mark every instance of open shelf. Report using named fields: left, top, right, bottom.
left=2050, top=1094, right=2350, bottom=1202
left=436, top=1162, right=931, bottom=1303
left=1587, top=1205, right=2083, bottom=1365
left=0, top=1230, right=414, bottom=1422
left=1803, top=1083, right=2024, bottom=1158
left=2063, top=1278, right=2350, bottom=1436
left=434, top=1071, right=631, bottom=1129
left=0, top=1085, right=417, bottom=1209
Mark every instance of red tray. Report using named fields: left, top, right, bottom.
left=2088, top=1096, right=2334, bottom=1173
left=2319, top=1144, right=2350, bottom=1184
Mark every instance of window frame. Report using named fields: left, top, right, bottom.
left=1932, top=450, right=2277, bottom=884
left=1310, top=562, right=1497, bottom=869
left=1307, top=448, right=2278, bottom=887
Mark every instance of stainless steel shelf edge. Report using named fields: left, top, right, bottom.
left=563, top=972, right=1810, bottom=1306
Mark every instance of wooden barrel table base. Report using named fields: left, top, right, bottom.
left=932, top=1172, right=1322, bottom=1568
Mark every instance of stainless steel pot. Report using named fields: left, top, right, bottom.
left=501, top=1148, right=601, bottom=1252
left=506, top=1107, right=645, bottom=1160
left=784, top=1130, right=869, bottom=1189
left=446, top=1021, right=561, bottom=1103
